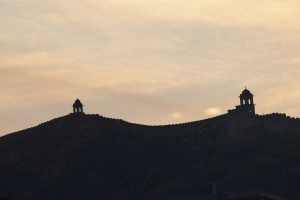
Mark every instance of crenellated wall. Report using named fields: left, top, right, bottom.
left=2, top=111, right=299, bottom=139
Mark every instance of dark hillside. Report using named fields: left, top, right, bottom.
left=0, top=113, right=299, bottom=199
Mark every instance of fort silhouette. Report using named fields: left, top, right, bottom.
left=0, top=88, right=299, bottom=200
left=5, top=88, right=299, bottom=139
left=71, top=88, right=257, bottom=118
left=33, top=87, right=297, bottom=132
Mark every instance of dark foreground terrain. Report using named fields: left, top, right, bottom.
left=0, top=113, right=299, bottom=199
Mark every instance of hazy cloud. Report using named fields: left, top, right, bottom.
left=0, top=0, right=299, bottom=134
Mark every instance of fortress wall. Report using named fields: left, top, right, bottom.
left=84, top=113, right=229, bottom=129
left=258, top=113, right=300, bottom=132
left=1, top=113, right=230, bottom=138
left=2, top=112, right=298, bottom=139
left=139, top=114, right=228, bottom=128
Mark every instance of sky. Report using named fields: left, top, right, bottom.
left=0, top=0, right=300, bottom=135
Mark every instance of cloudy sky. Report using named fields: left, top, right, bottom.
left=0, top=0, right=299, bottom=134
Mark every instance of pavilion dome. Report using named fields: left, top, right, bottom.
left=240, top=88, right=253, bottom=97
left=73, top=99, right=83, bottom=107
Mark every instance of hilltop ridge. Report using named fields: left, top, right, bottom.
left=0, top=89, right=300, bottom=199
left=0, top=111, right=299, bottom=199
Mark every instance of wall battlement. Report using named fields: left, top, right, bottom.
left=2, top=111, right=299, bottom=139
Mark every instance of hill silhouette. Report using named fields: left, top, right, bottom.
left=0, top=111, right=299, bottom=199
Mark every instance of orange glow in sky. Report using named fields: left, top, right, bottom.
left=0, top=0, right=299, bottom=134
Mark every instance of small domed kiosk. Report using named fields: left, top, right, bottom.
left=240, top=88, right=254, bottom=106
left=73, top=99, right=84, bottom=114
left=238, top=88, right=255, bottom=114
left=228, top=87, right=255, bottom=116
